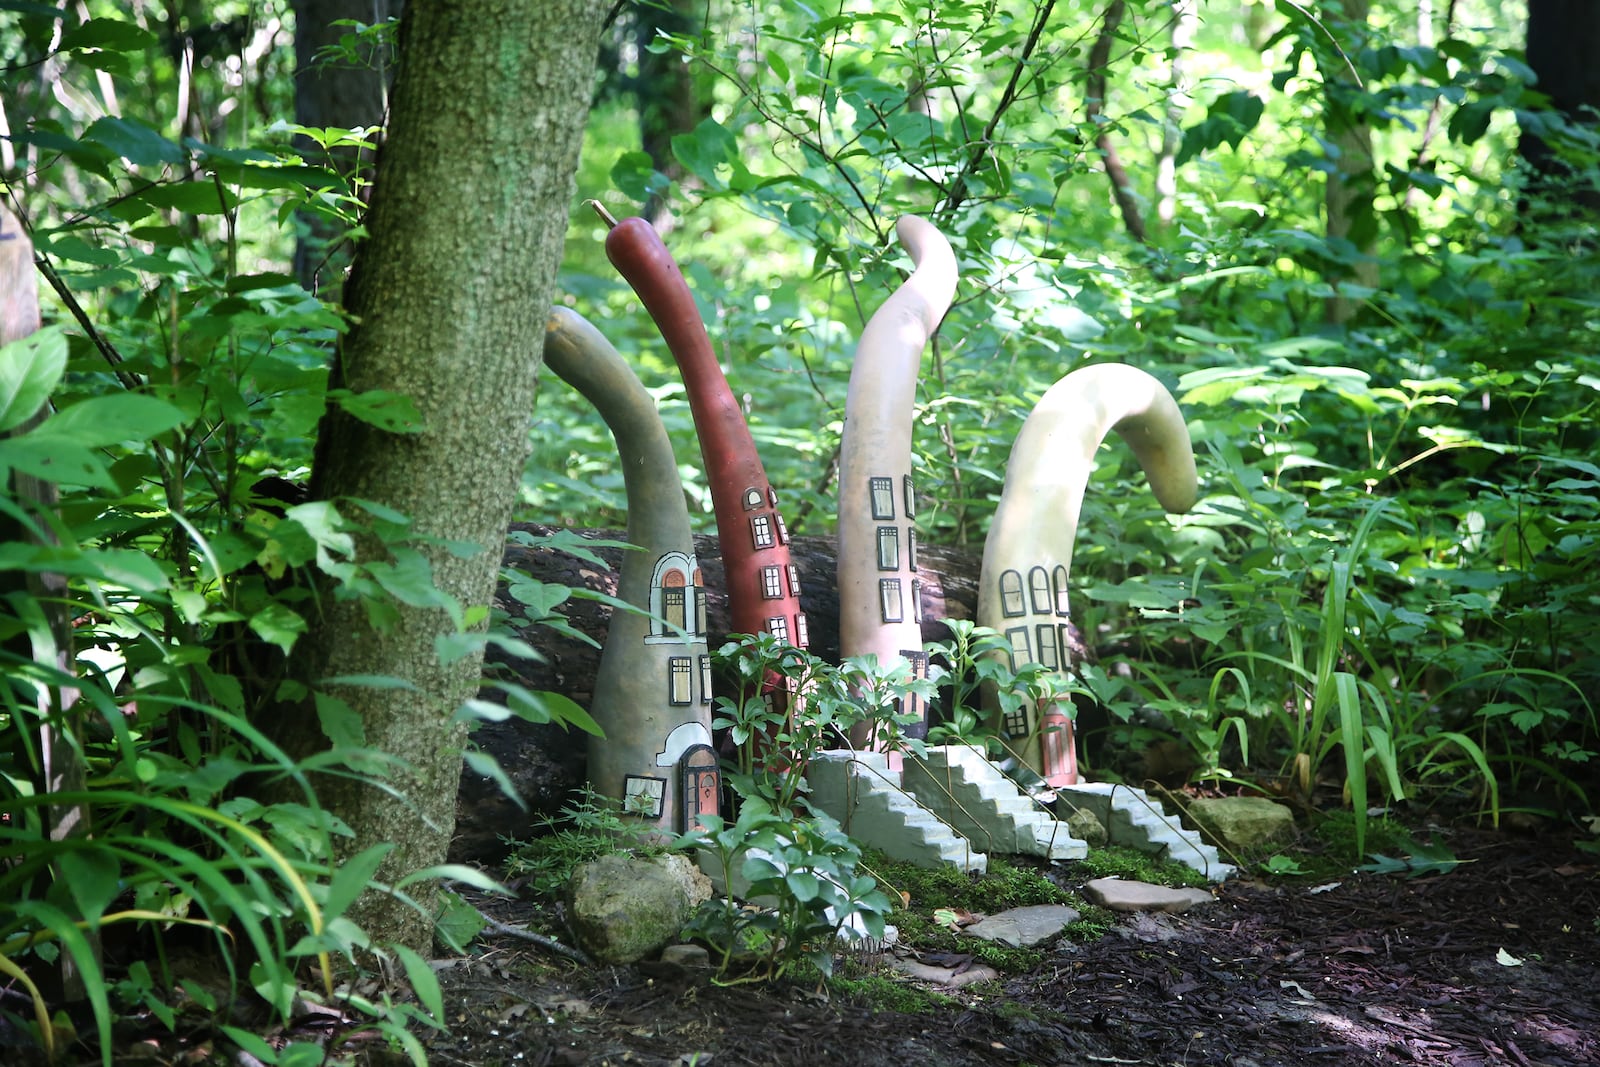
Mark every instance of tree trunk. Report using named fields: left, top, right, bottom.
left=288, top=0, right=401, bottom=299
left=1319, top=0, right=1378, bottom=325
left=1520, top=0, right=1600, bottom=223
left=270, top=1, right=606, bottom=953
left=1, top=206, right=93, bottom=998
left=1156, top=0, right=1197, bottom=227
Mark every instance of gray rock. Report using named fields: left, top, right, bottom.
left=566, top=854, right=690, bottom=964
left=963, top=904, right=1081, bottom=948
left=1061, top=806, right=1107, bottom=848
left=651, top=852, right=713, bottom=908
left=659, top=943, right=710, bottom=968
left=888, top=956, right=1000, bottom=988
left=1083, top=877, right=1213, bottom=913
left=1186, top=796, right=1296, bottom=851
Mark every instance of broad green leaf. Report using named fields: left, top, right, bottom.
left=323, top=843, right=394, bottom=919
left=82, top=116, right=185, bottom=166
left=58, top=16, right=158, bottom=52
left=332, top=388, right=425, bottom=433
left=0, top=326, right=66, bottom=433
left=34, top=393, right=185, bottom=448
left=56, top=849, right=122, bottom=924
left=248, top=601, right=307, bottom=655
left=313, top=691, right=366, bottom=748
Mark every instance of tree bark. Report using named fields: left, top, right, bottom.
left=270, top=1, right=607, bottom=953
left=1319, top=0, right=1378, bottom=325
left=289, top=0, right=401, bottom=299
left=1086, top=0, right=1147, bottom=244
left=1520, top=0, right=1600, bottom=223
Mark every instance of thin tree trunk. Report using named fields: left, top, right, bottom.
left=1156, top=0, right=1197, bottom=226
left=1520, top=0, right=1600, bottom=224
left=0, top=206, right=93, bottom=998
left=271, top=1, right=607, bottom=953
left=1087, top=0, right=1147, bottom=244
left=289, top=0, right=401, bottom=299
left=1319, top=0, right=1378, bottom=325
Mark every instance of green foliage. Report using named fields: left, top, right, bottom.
left=502, top=787, right=666, bottom=898
left=684, top=802, right=893, bottom=984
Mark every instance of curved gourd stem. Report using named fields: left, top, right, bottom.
left=542, top=307, right=719, bottom=834
left=595, top=205, right=809, bottom=653
left=977, top=364, right=1198, bottom=786
left=836, top=216, right=958, bottom=749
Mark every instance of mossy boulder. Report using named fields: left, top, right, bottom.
left=1186, top=796, right=1296, bottom=852
left=566, top=854, right=691, bottom=964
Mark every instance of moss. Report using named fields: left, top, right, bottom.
left=830, top=973, right=961, bottom=1014
left=1074, top=845, right=1209, bottom=888
left=867, top=853, right=1071, bottom=911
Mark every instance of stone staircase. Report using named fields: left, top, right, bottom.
left=901, top=745, right=1087, bottom=862
left=804, top=750, right=988, bottom=873
left=1054, top=781, right=1235, bottom=882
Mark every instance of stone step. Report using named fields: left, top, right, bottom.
left=902, top=745, right=1087, bottom=861
left=804, top=750, right=987, bottom=874
left=1053, top=782, right=1235, bottom=882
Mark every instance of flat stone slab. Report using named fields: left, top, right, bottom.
left=888, top=956, right=1001, bottom=988
left=1083, top=877, right=1214, bottom=914
left=963, top=904, right=1081, bottom=947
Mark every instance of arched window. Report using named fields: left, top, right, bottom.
left=1029, top=567, right=1052, bottom=614
left=742, top=486, right=763, bottom=511
left=999, top=570, right=1025, bottom=617
left=1052, top=565, right=1071, bottom=616
left=661, top=569, right=688, bottom=633
left=692, top=567, right=707, bottom=634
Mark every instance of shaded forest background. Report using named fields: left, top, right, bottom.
left=1, top=0, right=1598, bottom=1059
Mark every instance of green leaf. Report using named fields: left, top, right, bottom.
left=58, top=16, right=158, bottom=52
left=434, top=889, right=490, bottom=954
left=81, top=116, right=185, bottom=166
left=135, top=180, right=237, bottom=215
left=248, top=601, right=307, bottom=655
left=56, top=849, right=122, bottom=924
left=463, top=749, right=527, bottom=809
left=323, top=844, right=394, bottom=919
left=332, top=388, right=425, bottom=433
left=34, top=393, right=185, bottom=447
left=313, top=691, right=366, bottom=748
left=0, top=326, right=67, bottom=433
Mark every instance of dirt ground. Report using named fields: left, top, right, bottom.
left=418, top=824, right=1599, bottom=1067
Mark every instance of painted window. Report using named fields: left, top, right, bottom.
left=911, top=578, right=923, bottom=623
left=1052, top=565, right=1071, bottom=616
left=786, top=564, right=801, bottom=597
left=869, top=476, right=895, bottom=519
left=751, top=514, right=774, bottom=548
left=775, top=512, right=790, bottom=544
left=1003, top=706, right=1030, bottom=739
left=794, top=612, right=810, bottom=647
left=663, top=587, right=687, bottom=633
left=1035, top=624, right=1060, bottom=670
left=1005, top=626, right=1030, bottom=669
left=903, top=475, right=916, bottom=517
left=693, top=568, right=708, bottom=634
left=767, top=486, right=779, bottom=508
left=907, top=529, right=918, bottom=570
left=760, top=565, right=783, bottom=599
left=767, top=615, right=789, bottom=643
left=1029, top=567, right=1052, bottom=614
left=876, top=526, right=899, bottom=571
left=699, top=655, right=713, bottom=704
left=623, top=776, right=665, bottom=820
left=742, top=486, right=763, bottom=510
left=669, top=657, right=693, bottom=704
left=999, top=569, right=1026, bottom=617
left=880, top=578, right=903, bottom=623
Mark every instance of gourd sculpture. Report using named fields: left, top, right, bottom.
left=595, top=206, right=809, bottom=727
left=836, top=216, right=958, bottom=749
left=542, top=307, right=720, bottom=834
left=978, top=365, right=1198, bottom=786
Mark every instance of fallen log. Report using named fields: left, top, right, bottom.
left=451, top=522, right=983, bottom=862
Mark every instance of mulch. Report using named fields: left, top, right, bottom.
left=424, top=826, right=1599, bottom=1067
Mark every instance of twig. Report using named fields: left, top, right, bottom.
left=474, top=909, right=594, bottom=967
left=32, top=251, right=142, bottom=391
